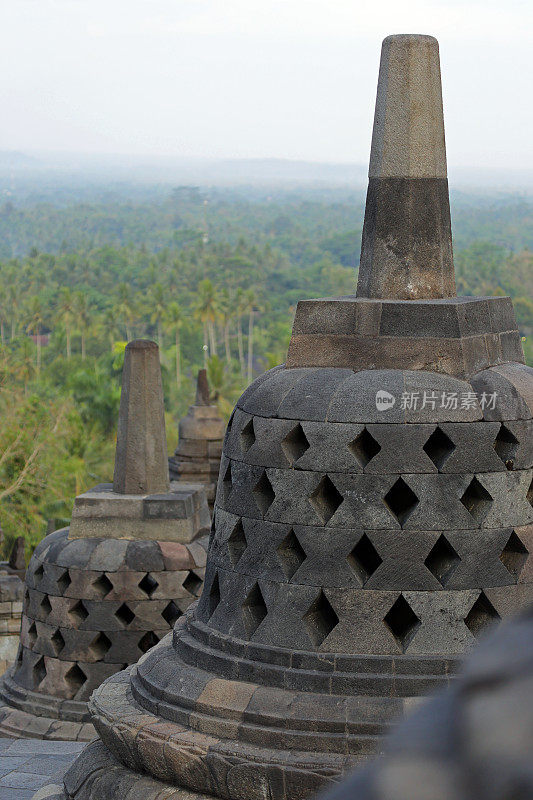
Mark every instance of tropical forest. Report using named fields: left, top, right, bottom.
left=1, top=179, right=532, bottom=557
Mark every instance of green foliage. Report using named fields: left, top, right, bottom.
left=0, top=184, right=531, bottom=557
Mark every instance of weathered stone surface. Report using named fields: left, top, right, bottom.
left=357, top=34, right=454, bottom=300
left=321, top=604, right=533, bottom=800
left=69, top=483, right=210, bottom=542
left=113, top=339, right=169, bottom=495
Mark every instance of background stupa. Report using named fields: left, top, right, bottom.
left=169, top=369, right=225, bottom=512
left=44, top=35, right=533, bottom=800
left=0, top=340, right=210, bottom=741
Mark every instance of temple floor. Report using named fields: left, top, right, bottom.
left=0, top=737, right=83, bottom=800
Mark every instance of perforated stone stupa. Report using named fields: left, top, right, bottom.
left=0, top=572, right=23, bottom=677
left=169, top=369, right=225, bottom=512
left=0, top=340, right=210, bottom=741
left=46, top=34, right=533, bottom=800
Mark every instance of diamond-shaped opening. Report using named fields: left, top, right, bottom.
left=209, top=510, right=217, bottom=548
left=423, top=427, right=456, bottom=470
left=92, top=573, right=113, bottom=599
left=68, top=600, right=89, bottom=627
left=499, top=531, right=528, bottom=581
left=494, top=424, right=519, bottom=470
left=51, top=628, right=65, bottom=656
left=347, top=534, right=382, bottom=585
left=64, top=663, right=87, bottom=699
left=384, top=595, right=421, bottom=653
left=183, top=571, right=203, bottom=597
left=57, top=570, right=71, bottom=595
left=349, top=428, right=381, bottom=469
left=89, top=632, right=112, bottom=660
left=33, top=656, right=47, bottom=687
left=222, top=462, right=233, bottom=504
left=309, top=475, right=343, bottom=524
left=115, top=602, right=135, bottom=627
left=240, top=418, right=256, bottom=453
left=28, top=622, right=37, bottom=649
left=206, top=571, right=221, bottom=619
left=34, top=563, right=44, bottom=584
left=277, top=529, right=306, bottom=580
left=162, top=600, right=182, bottom=627
left=303, top=590, right=339, bottom=648
left=527, top=478, right=533, bottom=508
left=282, top=423, right=310, bottom=465
left=464, top=592, right=500, bottom=638
left=24, top=588, right=29, bottom=606
left=40, top=595, right=52, bottom=618
left=227, top=519, right=247, bottom=566
left=242, top=582, right=268, bottom=639
left=253, top=470, right=275, bottom=516
left=424, top=535, right=461, bottom=587
left=139, top=573, right=159, bottom=598
left=460, top=477, right=493, bottom=524
left=383, top=478, right=419, bottom=527
left=139, top=631, right=160, bottom=654
left=226, top=410, right=235, bottom=433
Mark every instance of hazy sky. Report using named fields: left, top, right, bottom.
left=1, top=0, right=532, bottom=167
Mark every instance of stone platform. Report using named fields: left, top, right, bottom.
left=0, top=738, right=83, bottom=800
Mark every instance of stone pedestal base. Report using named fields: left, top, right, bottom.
left=0, top=669, right=95, bottom=740
left=40, top=739, right=213, bottom=799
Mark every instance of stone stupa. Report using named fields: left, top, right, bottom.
left=0, top=340, right=210, bottom=741
left=48, top=35, right=533, bottom=799
left=0, top=571, right=23, bottom=677
left=169, top=369, right=225, bottom=512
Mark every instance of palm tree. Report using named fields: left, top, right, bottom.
left=163, top=302, right=183, bottom=389
left=114, top=284, right=136, bottom=341
left=57, top=287, right=75, bottom=359
left=0, top=287, right=7, bottom=346
left=25, top=296, right=44, bottom=372
left=149, top=283, right=167, bottom=348
left=194, top=279, right=220, bottom=362
left=7, top=285, right=21, bottom=340
left=218, top=289, right=233, bottom=364
left=74, top=291, right=91, bottom=360
left=235, top=287, right=247, bottom=377
left=101, top=308, right=122, bottom=352
left=243, top=289, right=258, bottom=383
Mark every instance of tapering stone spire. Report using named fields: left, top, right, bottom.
left=113, top=340, right=170, bottom=495
left=357, top=34, right=456, bottom=300
left=195, top=369, right=210, bottom=406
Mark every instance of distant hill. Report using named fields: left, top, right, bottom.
left=2, top=151, right=533, bottom=195
left=0, top=151, right=38, bottom=168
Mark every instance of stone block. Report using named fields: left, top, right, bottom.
left=239, top=367, right=313, bottom=418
